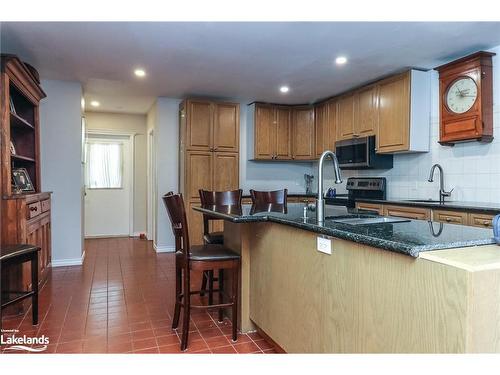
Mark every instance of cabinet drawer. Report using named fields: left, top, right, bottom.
left=41, top=199, right=50, bottom=213
left=468, top=213, right=494, bottom=229
left=356, top=202, right=383, bottom=215
left=27, top=201, right=41, bottom=219
left=383, top=205, right=431, bottom=220
left=432, top=210, right=468, bottom=225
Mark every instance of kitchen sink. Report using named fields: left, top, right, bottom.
left=326, top=216, right=411, bottom=225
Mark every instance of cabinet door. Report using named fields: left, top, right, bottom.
left=432, top=209, right=468, bottom=225
left=336, top=94, right=355, bottom=140
left=326, top=99, right=337, bottom=151
left=213, top=152, right=239, bottom=192
left=354, top=86, right=376, bottom=136
left=186, top=151, right=213, bottom=200
left=275, top=106, right=292, bottom=159
left=292, top=107, right=314, bottom=160
left=377, top=73, right=410, bottom=153
left=383, top=205, right=431, bottom=220
left=186, top=100, right=213, bottom=151
left=254, top=104, right=276, bottom=159
left=213, top=102, right=239, bottom=152
left=314, top=102, right=331, bottom=157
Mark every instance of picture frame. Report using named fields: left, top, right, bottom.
left=10, top=140, right=16, bottom=155
left=12, top=167, right=35, bottom=193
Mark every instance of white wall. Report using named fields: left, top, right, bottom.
left=85, top=112, right=148, bottom=234
left=147, top=98, right=182, bottom=252
left=323, top=44, right=500, bottom=204
left=39, top=79, right=84, bottom=266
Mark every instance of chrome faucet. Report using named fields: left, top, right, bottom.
left=317, top=150, right=343, bottom=225
left=428, top=164, right=453, bottom=203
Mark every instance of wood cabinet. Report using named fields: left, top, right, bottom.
left=314, top=100, right=336, bottom=157
left=179, top=99, right=240, bottom=245
left=354, top=85, right=377, bottom=137
left=468, top=213, right=494, bottom=228
left=336, top=93, right=355, bottom=141
left=376, top=70, right=431, bottom=153
left=2, top=193, right=52, bottom=290
left=184, top=99, right=239, bottom=152
left=432, top=209, right=468, bottom=225
left=356, top=202, right=383, bottom=215
left=355, top=201, right=495, bottom=229
left=292, top=106, right=314, bottom=160
left=254, top=104, right=291, bottom=160
left=1, top=55, right=50, bottom=315
left=383, top=205, right=432, bottom=220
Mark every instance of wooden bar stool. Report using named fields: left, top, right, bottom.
left=1, top=244, right=41, bottom=333
left=163, top=192, right=240, bottom=351
left=249, top=188, right=288, bottom=205
left=198, top=189, right=242, bottom=302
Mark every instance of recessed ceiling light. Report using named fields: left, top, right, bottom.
left=280, top=86, right=289, bottom=93
left=134, top=69, right=146, bottom=77
left=90, top=100, right=100, bottom=107
left=335, top=56, right=348, bottom=65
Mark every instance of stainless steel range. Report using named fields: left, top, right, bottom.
left=325, top=177, right=386, bottom=208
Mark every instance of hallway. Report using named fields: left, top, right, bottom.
left=1, top=238, right=276, bottom=354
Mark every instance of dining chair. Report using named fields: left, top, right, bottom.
left=249, top=188, right=288, bottom=205
left=198, top=189, right=242, bottom=303
left=163, top=192, right=240, bottom=350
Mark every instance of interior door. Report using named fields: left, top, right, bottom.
left=84, top=135, right=131, bottom=237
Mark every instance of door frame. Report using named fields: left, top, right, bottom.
left=147, top=128, right=156, bottom=242
left=85, top=129, right=136, bottom=237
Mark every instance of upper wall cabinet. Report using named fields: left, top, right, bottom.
left=376, top=70, right=431, bottom=153
left=184, top=99, right=239, bottom=152
left=253, top=104, right=291, bottom=160
left=336, top=86, right=376, bottom=141
left=291, top=106, right=315, bottom=160
left=315, top=100, right=336, bottom=157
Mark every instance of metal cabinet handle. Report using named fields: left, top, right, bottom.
left=30, top=206, right=38, bottom=212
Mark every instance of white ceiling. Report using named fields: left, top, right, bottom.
left=2, top=22, right=500, bottom=114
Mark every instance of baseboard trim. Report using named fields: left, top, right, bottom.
left=84, top=234, right=130, bottom=239
left=52, top=254, right=85, bottom=267
left=153, top=243, right=175, bottom=253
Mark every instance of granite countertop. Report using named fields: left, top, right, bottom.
left=241, top=192, right=317, bottom=198
left=193, top=203, right=495, bottom=258
left=356, top=198, right=500, bottom=215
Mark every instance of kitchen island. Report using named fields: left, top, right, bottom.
left=193, top=203, right=500, bottom=353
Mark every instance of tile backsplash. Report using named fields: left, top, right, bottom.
left=321, top=45, right=500, bottom=203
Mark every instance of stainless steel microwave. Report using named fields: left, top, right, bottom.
left=335, top=136, right=393, bottom=169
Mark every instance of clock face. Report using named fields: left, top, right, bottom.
left=445, top=76, right=478, bottom=114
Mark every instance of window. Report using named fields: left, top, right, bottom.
left=85, top=141, right=123, bottom=189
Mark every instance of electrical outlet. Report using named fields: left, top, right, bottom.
left=317, top=236, right=332, bottom=255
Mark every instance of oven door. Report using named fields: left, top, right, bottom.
left=335, top=137, right=370, bottom=168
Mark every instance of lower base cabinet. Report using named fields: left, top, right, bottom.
left=356, top=202, right=495, bottom=228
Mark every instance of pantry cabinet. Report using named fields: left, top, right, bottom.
left=179, top=99, right=240, bottom=245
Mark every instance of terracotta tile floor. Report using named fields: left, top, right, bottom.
left=1, top=237, right=277, bottom=354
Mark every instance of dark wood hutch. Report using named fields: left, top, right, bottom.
left=1, top=54, right=52, bottom=310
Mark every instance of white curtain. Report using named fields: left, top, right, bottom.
left=86, top=142, right=123, bottom=189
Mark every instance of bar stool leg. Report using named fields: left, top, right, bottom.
left=231, top=262, right=239, bottom=342
left=218, top=269, right=224, bottom=322
left=180, top=268, right=190, bottom=351
left=200, top=271, right=208, bottom=296
left=172, top=267, right=182, bottom=329
left=31, top=254, right=39, bottom=325
left=208, top=270, right=214, bottom=305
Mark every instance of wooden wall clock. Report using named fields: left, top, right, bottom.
left=435, top=51, right=495, bottom=145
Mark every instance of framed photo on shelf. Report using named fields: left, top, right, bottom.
left=10, top=141, right=16, bottom=155
left=12, top=167, right=35, bottom=193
